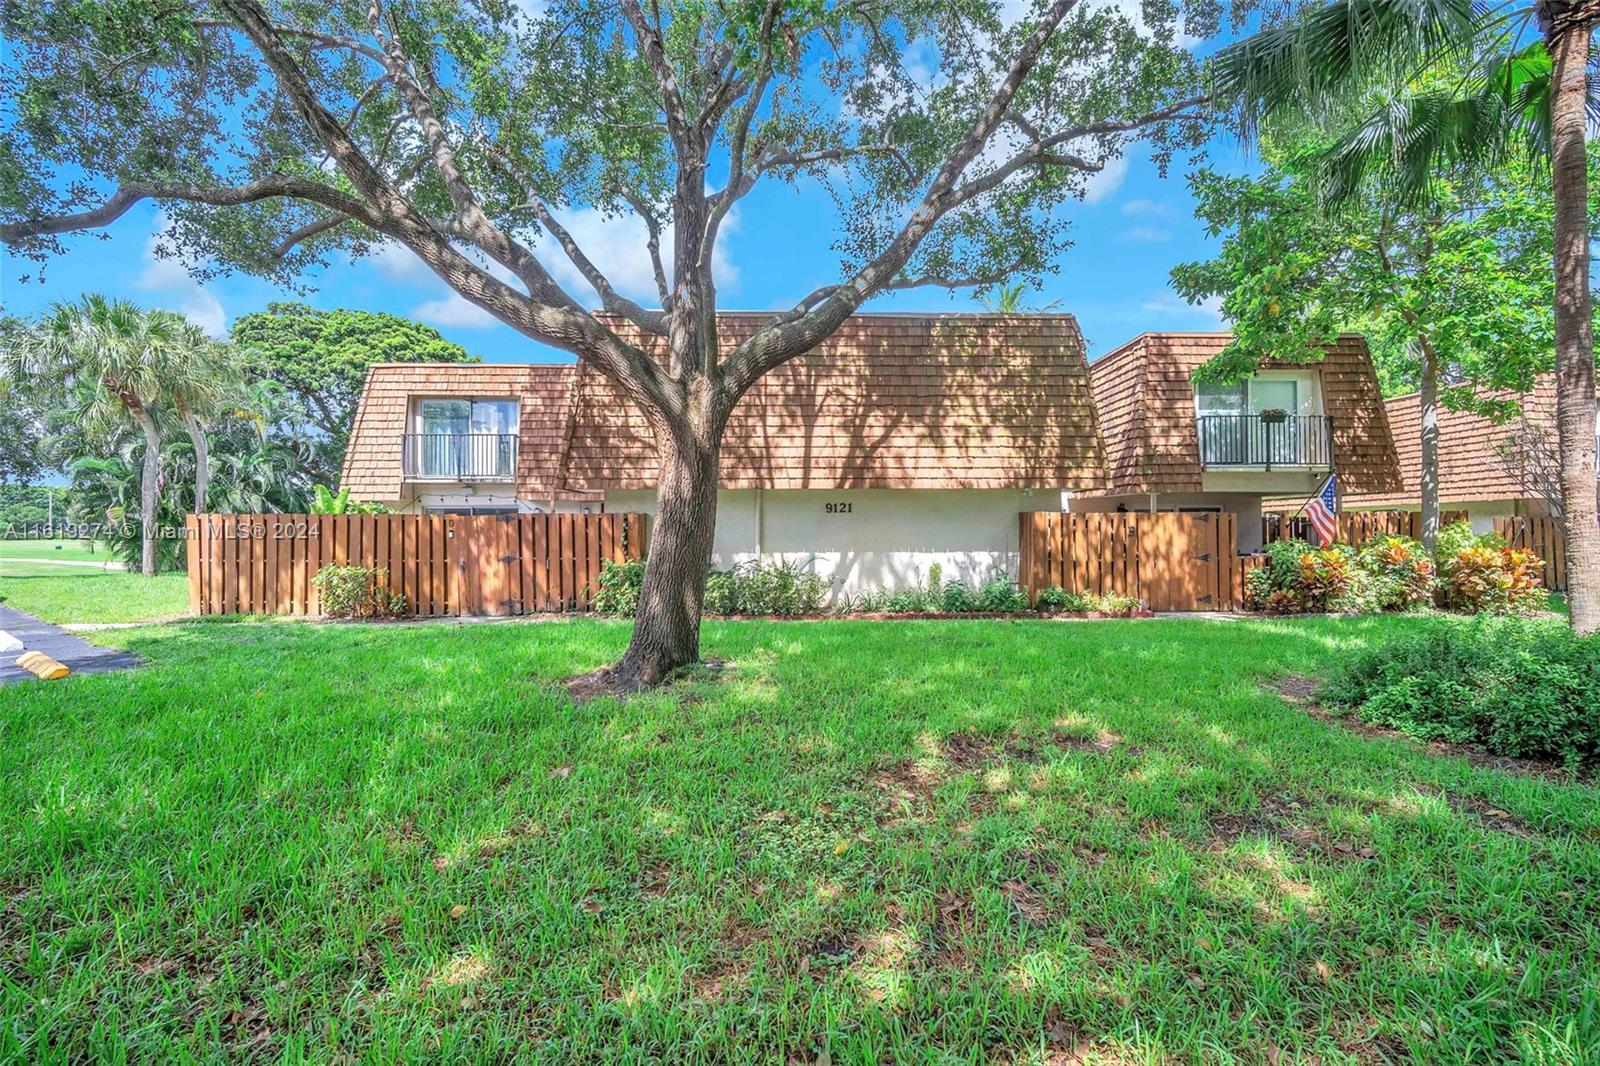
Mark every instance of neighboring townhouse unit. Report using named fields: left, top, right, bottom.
left=1340, top=375, right=1599, bottom=532
left=1074, top=332, right=1402, bottom=552
left=340, top=313, right=1109, bottom=598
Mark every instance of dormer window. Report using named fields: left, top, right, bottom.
left=404, top=398, right=520, bottom=480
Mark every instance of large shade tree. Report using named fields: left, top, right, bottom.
left=1, top=0, right=1214, bottom=686
left=1212, top=0, right=1600, bottom=632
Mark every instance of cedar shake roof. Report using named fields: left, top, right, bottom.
left=340, top=312, right=1108, bottom=497
left=1083, top=332, right=1402, bottom=497
left=340, top=362, right=600, bottom=502
left=1340, top=375, right=1594, bottom=508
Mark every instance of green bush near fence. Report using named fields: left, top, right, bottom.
left=1322, top=615, right=1600, bottom=768
left=310, top=564, right=407, bottom=619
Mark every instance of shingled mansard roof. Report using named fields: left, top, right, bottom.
left=1342, top=374, right=1598, bottom=508
left=341, top=312, right=1110, bottom=500
left=1083, top=332, right=1402, bottom=497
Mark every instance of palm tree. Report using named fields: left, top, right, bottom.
left=1214, top=0, right=1600, bottom=634
left=160, top=315, right=241, bottom=515
left=12, top=296, right=183, bottom=575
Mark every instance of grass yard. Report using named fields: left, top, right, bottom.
left=2, top=616, right=1597, bottom=1062
left=0, top=569, right=190, bottom=624
left=0, top=539, right=114, bottom=565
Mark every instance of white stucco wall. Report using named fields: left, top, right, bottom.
left=1069, top=492, right=1267, bottom=553
left=603, top=487, right=1069, bottom=600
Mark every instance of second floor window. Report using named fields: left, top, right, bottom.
left=1196, top=377, right=1300, bottom=416
left=418, top=398, right=518, bottom=436
left=410, top=399, right=519, bottom=479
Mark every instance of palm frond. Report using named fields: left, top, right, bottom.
left=1315, top=41, right=1555, bottom=204
left=1213, top=0, right=1486, bottom=135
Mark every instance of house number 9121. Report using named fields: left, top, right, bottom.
left=825, top=502, right=853, bottom=514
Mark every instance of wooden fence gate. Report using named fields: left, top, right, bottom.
left=1494, top=515, right=1567, bottom=592
left=186, top=512, right=646, bottom=617
left=1019, top=511, right=1240, bottom=611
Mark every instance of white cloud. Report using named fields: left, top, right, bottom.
left=1121, top=198, right=1174, bottom=218
left=411, top=293, right=501, bottom=329
left=136, top=219, right=228, bottom=337
left=1141, top=291, right=1224, bottom=326
left=1081, top=154, right=1129, bottom=205
left=408, top=254, right=521, bottom=330
left=1120, top=225, right=1172, bottom=243
left=371, top=241, right=433, bottom=283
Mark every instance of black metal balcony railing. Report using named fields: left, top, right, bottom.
left=1197, top=414, right=1334, bottom=469
left=402, top=433, right=518, bottom=480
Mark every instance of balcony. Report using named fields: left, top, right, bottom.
left=402, top=433, right=518, bottom=481
left=1197, top=414, right=1333, bottom=469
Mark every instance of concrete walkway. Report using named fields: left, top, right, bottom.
left=0, top=604, right=143, bottom=685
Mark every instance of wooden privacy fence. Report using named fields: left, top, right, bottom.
left=1019, top=511, right=1240, bottom=611
left=1495, top=515, right=1567, bottom=592
left=1264, top=508, right=1468, bottom=546
left=185, top=512, right=646, bottom=617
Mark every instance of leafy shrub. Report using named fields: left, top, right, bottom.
left=592, top=558, right=646, bottom=616
left=1358, top=535, right=1436, bottom=610
left=1439, top=543, right=1548, bottom=615
left=1295, top=547, right=1355, bottom=611
left=977, top=574, right=1031, bottom=613
left=309, top=485, right=393, bottom=515
left=1247, top=536, right=1437, bottom=615
left=311, top=564, right=406, bottom=618
left=1322, top=617, right=1600, bottom=768
left=702, top=559, right=826, bottom=616
left=704, top=569, right=741, bottom=615
left=940, top=579, right=979, bottom=613
left=1088, top=593, right=1140, bottom=616
left=884, top=587, right=936, bottom=613
left=1035, top=585, right=1072, bottom=613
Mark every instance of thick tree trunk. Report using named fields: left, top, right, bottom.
left=134, top=406, right=162, bottom=577
left=1418, top=346, right=1440, bottom=552
left=1549, top=24, right=1600, bottom=634
left=183, top=412, right=210, bottom=514
left=611, top=428, right=721, bottom=688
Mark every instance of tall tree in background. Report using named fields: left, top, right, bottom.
left=166, top=316, right=243, bottom=513
left=0, top=0, right=1214, bottom=686
left=1173, top=142, right=1556, bottom=550
left=1213, top=0, right=1600, bottom=631
left=231, top=303, right=474, bottom=476
left=9, top=296, right=184, bottom=575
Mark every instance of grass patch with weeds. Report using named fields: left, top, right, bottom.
left=1, top=615, right=1598, bottom=1062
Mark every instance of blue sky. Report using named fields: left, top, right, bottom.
left=2, top=24, right=1253, bottom=367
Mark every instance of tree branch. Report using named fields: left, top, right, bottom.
left=362, top=0, right=572, bottom=306
left=215, top=0, right=682, bottom=417
left=483, top=147, right=668, bottom=334
left=0, top=177, right=377, bottom=244
left=720, top=0, right=1085, bottom=399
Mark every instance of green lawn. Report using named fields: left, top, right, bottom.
left=0, top=570, right=190, bottom=623
left=2, top=616, right=1596, bottom=1062
left=0, top=539, right=115, bottom=564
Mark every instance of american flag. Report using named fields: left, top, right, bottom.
left=1306, top=475, right=1338, bottom=547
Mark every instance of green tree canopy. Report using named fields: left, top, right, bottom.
left=230, top=303, right=475, bottom=452
left=1172, top=143, right=1557, bottom=403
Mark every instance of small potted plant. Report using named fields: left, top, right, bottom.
left=1258, top=407, right=1289, bottom=425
